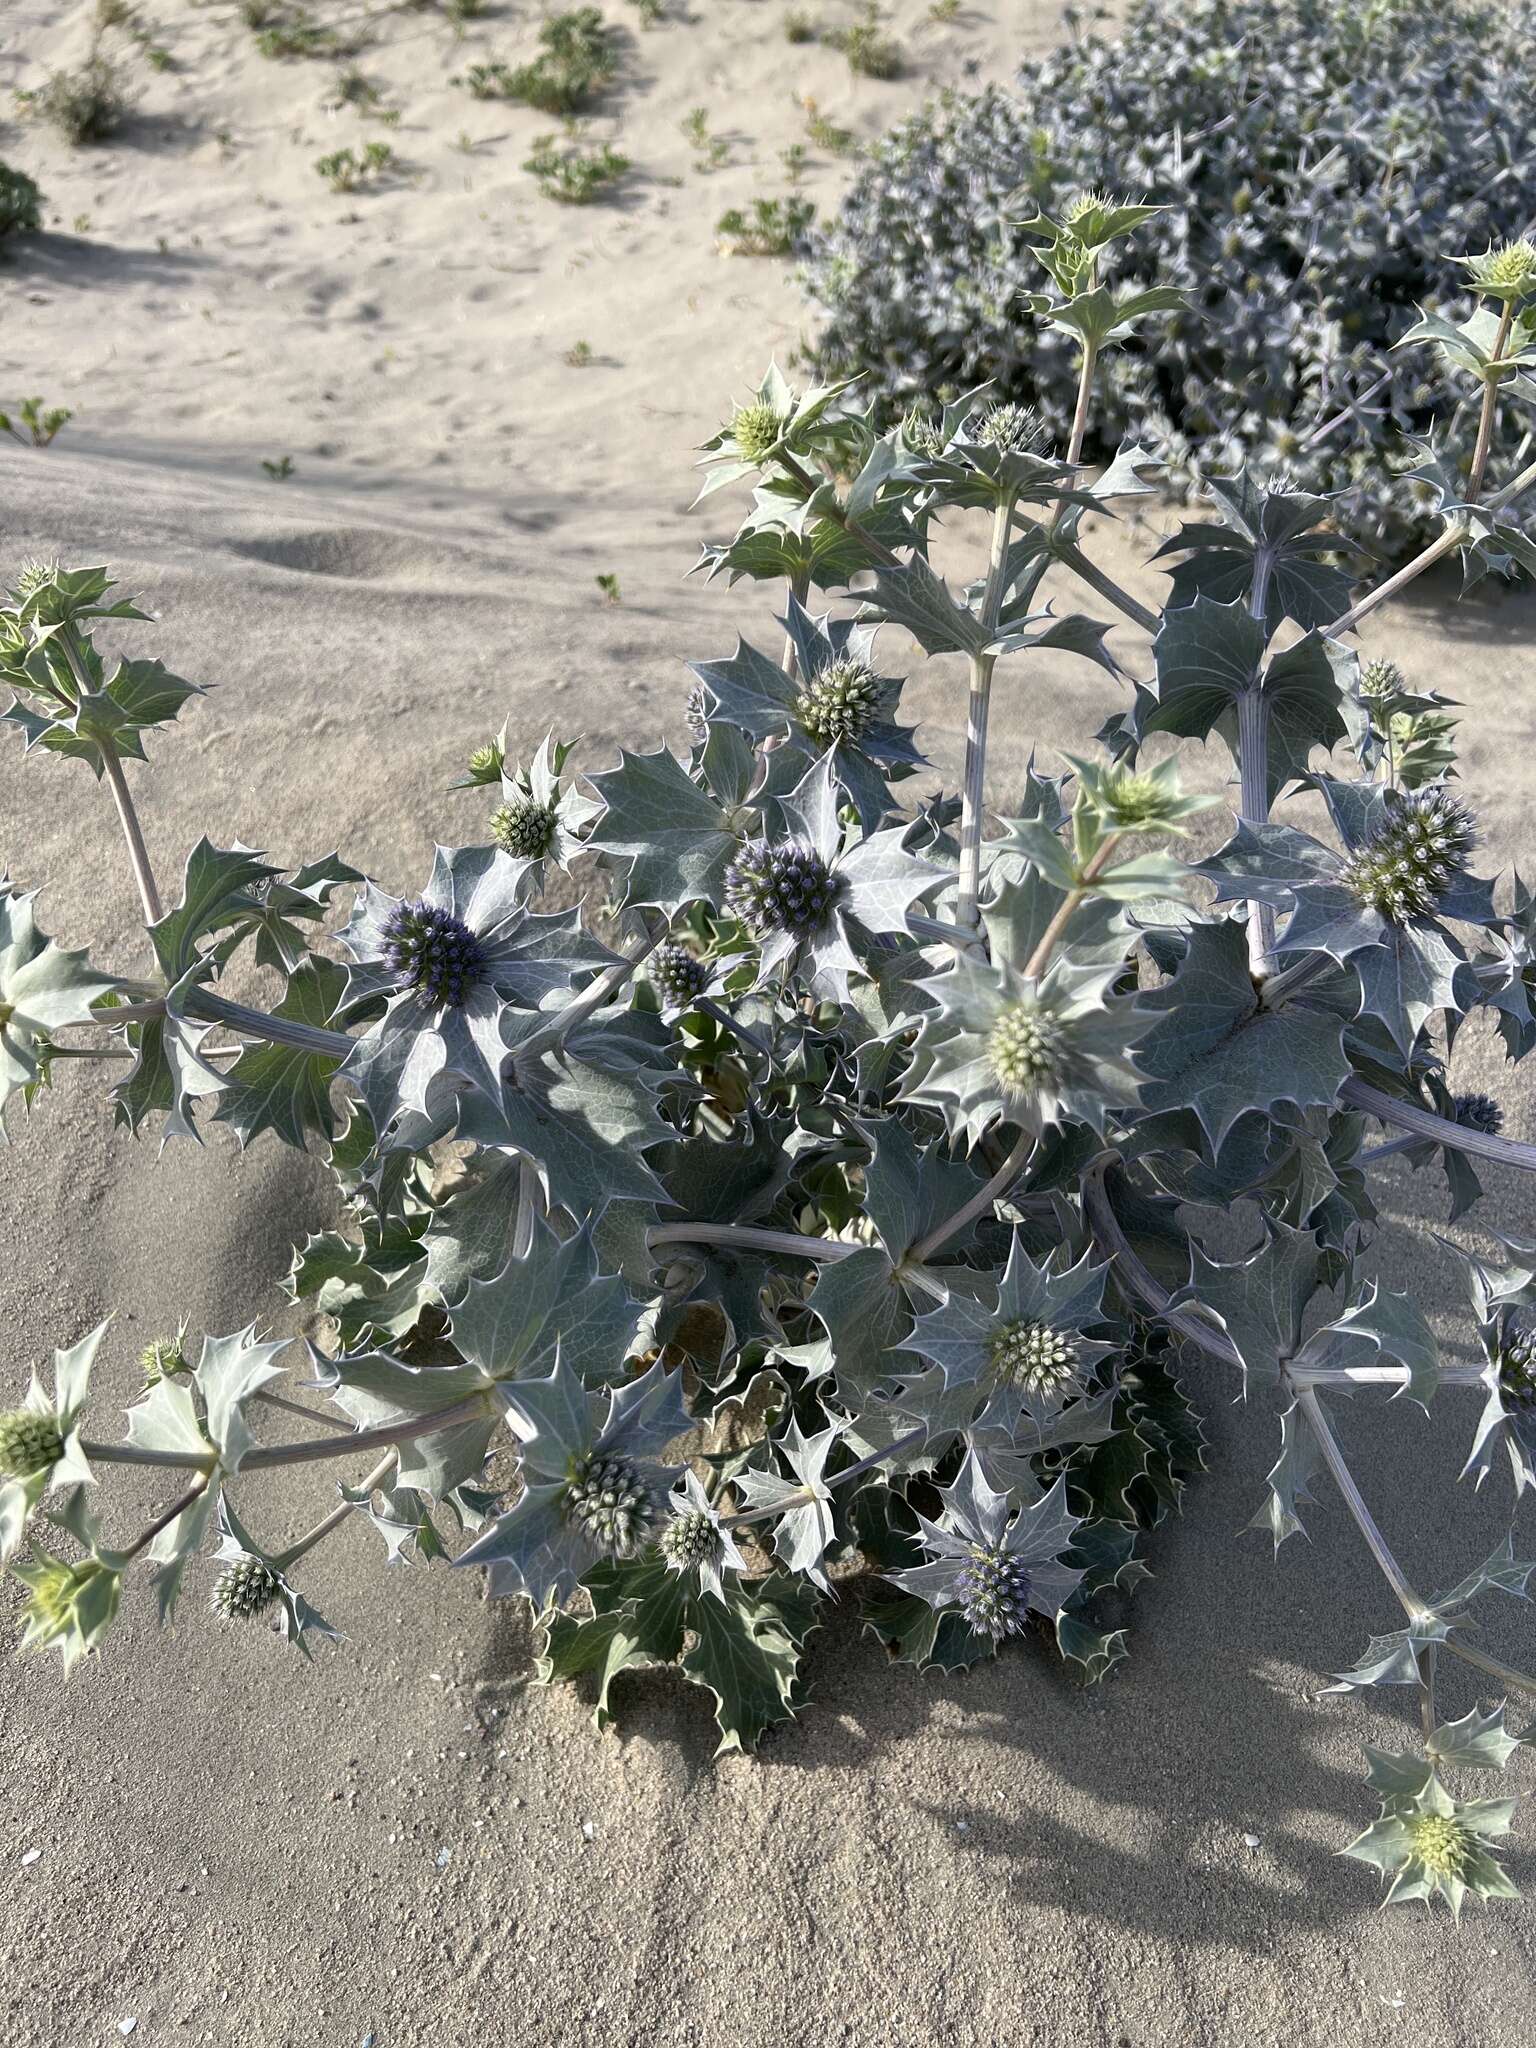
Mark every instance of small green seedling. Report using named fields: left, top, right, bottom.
left=594, top=571, right=621, bottom=602
left=1, top=398, right=72, bottom=448
left=716, top=195, right=815, bottom=256
left=314, top=141, right=395, bottom=192
left=523, top=135, right=629, bottom=205
left=261, top=454, right=295, bottom=480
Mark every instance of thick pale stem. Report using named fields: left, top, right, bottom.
left=1236, top=688, right=1275, bottom=973
left=1081, top=1160, right=1244, bottom=1370
left=99, top=741, right=164, bottom=927
left=81, top=1388, right=499, bottom=1473
left=1296, top=1387, right=1426, bottom=1623
left=646, top=1221, right=856, bottom=1263
left=1467, top=301, right=1517, bottom=503
left=512, top=1153, right=540, bottom=1262
left=1022, top=832, right=1124, bottom=981
left=956, top=493, right=1017, bottom=934
left=1054, top=536, right=1159, bottom=636
left=119, top=1474, right=209, bottom=1564
left=527, top=915, right=665, bottom=1058
left=1065, top=341, right=1098, bottom=469
left=1339, top=1077, right=1536, bottom=1173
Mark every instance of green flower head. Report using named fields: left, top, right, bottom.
left=1454, top=237, right=1536, bottom=302
left=12, top=1545, right=122, bottom=1676
left=1341, top=787, right=1478, bottom=923
left=1343, top=1756, right=1518, bottom=1916
left=730, top=400, right=787, bottom=465
left=904, top=952, right=1147, bottom=1146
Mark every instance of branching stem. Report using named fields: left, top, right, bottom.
left=1022, top=832, right=1124, bottom=980
left=273, top=1448, right=400, bottom=1571
left=119, top=1474, right=209, bottom=1565
left=911, top=1126, right=1034, bottom=1264
left=81, top=1389, right=498, bottom=1473
left=646, top=1221, right=856, bottom=1263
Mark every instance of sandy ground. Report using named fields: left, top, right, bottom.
left=3, top=3, right=1536, bottom=2043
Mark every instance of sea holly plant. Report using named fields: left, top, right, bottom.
left=3, top=219, right=1536, bottom=1898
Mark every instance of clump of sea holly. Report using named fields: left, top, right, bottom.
left=1341, top=788, right=1479, bottom=923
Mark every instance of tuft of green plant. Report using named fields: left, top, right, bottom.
left=594, top=571, right=621, bottom=602
left=803, top=0, right=1536, bottom=558
left=825, top=3, right=901, bottom=78
left=801, top=97, right=853, bottom=155
left=784, top=7, right=818, bottom=40
left=926, top=0, right=960, bottom=20
left=523, top=134, right=629, bottom=205
left=251, top=8, right=346, bottom=60
left=8, top=219, right=1536, bottom=1915
left=16, top=53, right=135, bottom=145
left=0, top=163, right=43, bottom=245
left=260, top=454, right=295, bottom=479
left=565, top=339, right=595, bottom=367
left=681, top=107, right=728, bottom=171
left=461, top=9, right=617, bottom=115
left=779, top=142, right=808, bottom=184
left=2, top=398, right=72, bottom=447
left=628, top=0, right=665, bottom=23
left=314, top=140, right=395, bottom=192
left=716, top=194, right=815, bottom=257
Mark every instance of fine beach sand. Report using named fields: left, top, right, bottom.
left=3, top=3, right=1536, bottom=2042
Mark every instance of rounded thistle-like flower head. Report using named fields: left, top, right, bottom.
left=1360, top=657, right=1406, bottom=701
left=564, top=1453, right=654, bottom=1559
left=491, top=792, right=559, bottom=861
left=953, top=1544, right=1033, bottom=1642
left=1407, top=1812, right=1475, bottom=1882
left=465, top=738, right=505, bottom=786
left=988, top=1319, right=1081, bottom=1398
left=212, top=1555, right=281, bottom=1621
left=901, top=405, right=945, bottom=458
left=651, top=942, right=710, bottom=1010
left=1453, top=1091, right=1503, bottom=1136
left=380, top=900, right=487, bottom=1008
left=1341, top=788, right=1478, bottom=923
left=989, top=999, right=1062, bottom=1095
left=659, top=1509, right=716, bottom=1571
left=794, top=656, right=884, bottom=748
left=140, top=1334, right=190, bottom=1388
left=724, top=839, right=840, bottom=939
left=0, top=1408, right=63, bottom=1480
left=1460, top=237, right=1536, bottom=300
left=975, top=401, right=1049, bottom=456
left=731, top=401, right=786, bottom=464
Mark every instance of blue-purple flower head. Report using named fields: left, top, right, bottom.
left=724, top=838, right=841, bottom=938
left=379, top=900, right=487, bottom=1009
